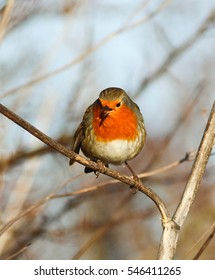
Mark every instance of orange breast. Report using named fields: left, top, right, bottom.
left=92, top=104, right=138, bottom=141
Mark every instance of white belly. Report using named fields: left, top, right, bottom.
left=82, top=138, right=142, bottom=165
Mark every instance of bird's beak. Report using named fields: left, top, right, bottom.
left=99, top=106, right=112, bottom=126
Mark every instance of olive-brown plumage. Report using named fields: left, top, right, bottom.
left=69, top=87, right=146, bottom=170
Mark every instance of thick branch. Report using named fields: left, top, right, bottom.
left=173, top=104, right=215, bottom=225
left=0, top=103, right=170, bottom=223
left=158, top=101, right=215, bottom=259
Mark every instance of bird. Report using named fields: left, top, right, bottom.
left=69, top=87, right=146, bottom=177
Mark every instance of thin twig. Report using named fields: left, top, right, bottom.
left=6, top=243, right=30, bottom=260
left=0, top=198, right=48, bottom=237
left=141, top=80, right=205, bottom=173
left=183, top=221, right=215, bottom=259
left=0, top=174, right=84, bottom=237
left=134, top=10, right=214, bottom=97
left=71, top=206, right=156, bottom=260
left=138, top=151, right=195, bottom=178
left=193, top=223, right=215, bottom=260
left=71, top=195, right=132, bottom=259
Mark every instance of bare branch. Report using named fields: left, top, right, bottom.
left=0, top=103, right=170, bottom=227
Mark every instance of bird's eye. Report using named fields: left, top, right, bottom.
left=116, top=102, right=121, bottom=107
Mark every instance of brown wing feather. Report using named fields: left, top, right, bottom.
left=69, top=122, right=84, bottom=165
left=69, top=103, right=94, bottom=166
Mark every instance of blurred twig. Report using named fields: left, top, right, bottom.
left=5, top=197, right=156, bottom=259
left=0, top=173, right=84, bottom=238
left=0, top=0, right=14, bottom=41
left=183, top=220, right=215, bottom=259
left=134, top=10, right=215, bottom=97
left=71, top=194, right=156, bottom=259
left=1, top=0, right=172, bottom=99
left=0, top=135, right=71, bottom=172
left=193, top=222, right=215, bottom=260
left=138, top=150, right=196, bottom=178
left=142, top=79, right=207, bottom=172
left=6, top=242, right=30, bottom=260
left=71, top=194, right=131, bottom=259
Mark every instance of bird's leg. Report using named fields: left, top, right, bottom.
left=125, top=161, right=140, bottom=194
left=125, top=161, right=138, bottom=179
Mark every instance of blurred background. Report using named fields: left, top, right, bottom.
left=0, top=0, right=215, bottom=260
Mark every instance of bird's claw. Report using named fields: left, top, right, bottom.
left=129, top=175, right=140, bottom=194
left=95, top=160, right=106, bottom=178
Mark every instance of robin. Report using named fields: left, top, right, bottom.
left=69, top=87, right=146, bottom=177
